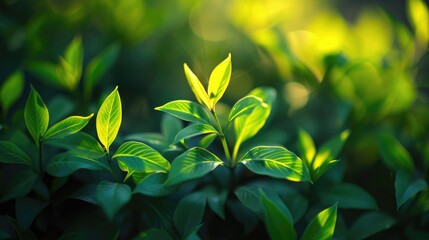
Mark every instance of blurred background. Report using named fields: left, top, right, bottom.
left=1, top=0, right=428, bottom=213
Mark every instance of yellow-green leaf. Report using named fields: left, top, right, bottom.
left=208, top=53, right=232, bottom=108
left=44, top=114, right=94, bottom=140
left=301, top=203, right=338, bottom=240
left=63, top=35, right=84, bottom=90
left=96, top=87, right=122, bottom=152
left=408, top=0, right=429, bottom=49
left=24, top=86, right=49, bottom=146
left=183, top=63, right=211, bottom=109
left=0, top=71, right=24, bottom=114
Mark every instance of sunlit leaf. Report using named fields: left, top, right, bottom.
left=407, top=0, right=429, bottom=49
left=96, top=181, right=131, bottom=220
left=44, top=114, right=94, bottom=140
left=0, top=71, right=24, bottom=114
left=228, top=95, right=263, bottom=123
left=96, top=87, right=122, bottom=152
left=155, top=100, right=212, bottom=124
left=320, top=183, right=378, bottom=210
left=297, top=128, right=316, bottom=167
left=63, top=35, right=83, bottom=90
left=183, top=63, right=211, bottom=109
left=174, top=192, right=206, bottom=238
left=113, top=141, right=171, bottom=174
left=173, top=124, right=218, bottom=143
left=395, top=169, right=427, bottom=208
left=0, top=141, right=32, bottom=167
left=166, top=147, right=223, bottom=185
left=46, top=152, right=110, bottom=177
left=301, top=203, right=338, bottom=240
left=378, top=133, right=414, bottom=171
left=207, top=53, right=231, bottom=108
left=348, top=212, right=396, bottom=240
left=260, top=190, right=296, bottom=240
left=239, top=146, right=311, bottom=182
left=24, top=86, right=49, bottom=147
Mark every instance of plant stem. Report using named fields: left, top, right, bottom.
left=211, top=109, right=232, bottom=166
left=106, top=151, right=121, bottom=182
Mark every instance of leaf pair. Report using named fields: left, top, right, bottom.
left=184, top=53, right=231, bottom=110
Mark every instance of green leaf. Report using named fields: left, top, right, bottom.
left=395, top=169, right=427, bottom=208
left=68, top=184, right=98, bottom=205
left=15, top=197, right=48, bottom=230
left=84, top=43, right=120, bottom=95
left=47, top=95, right=75, bottom=123
left=297, top=128, right=316, bottom=167
left=0, top=71, right=24, bottom=114
left=46, top=152, right=110, bottom=177
left=228, top=95, right=263, bottom=123
left=44, top=114, right=94, bottom=140
left=96, top=86, right=122, bottom=152
left=207, top=53, right=231, bottom=108
left=0, top=141, right=32, bottom=166
left=260, top=190, right=296, bottom=240
left=173, top=124, right=219, bottom=144
left=239, top=146, right=311, bottom=182
left=46, top=132, right=105, bottom=159
left=125, top=133, right=168, bottom=152
left=96, top=181, right=132, bottom=220
left=183, top=63, right=211, bottom=109
left=407, top=0, right=429, bottom=49
left=174, top=192, right=207, bottom=238
left=133, top=173, right=177, bottom=197
left=24, top=86, right=49, bottom=147
left=227, top=200, right=259, bottom=234
left=133, top=228, right=173, bottom=240
left=27, top=62, right=63, bottom=90
left=320, top=183, right=378, bottom=210
left=166, top=147, right=223, bottom=185
left=161, top=114, right=183, bottom=143
left=301, top=203, right=338, bottom=240
left=113, top=141, right=170, bottom=174
left=349, top=212, right=396, bottom=240
left=202, top=187, right=228, bottom=220
left=0, top=169, right=38, bottom=202
left=155, top=100, right=211, bottom=124
left=63, top=35, right=83, bottom=90
left=378, top=133, right=414, bottom=171
left=311, top=130, right=349, bottom=181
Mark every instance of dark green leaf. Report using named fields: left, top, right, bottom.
left=349, top=212, right=396, bottom=240
left=173, top=123, right=218, bottom=143
left=227, top=200, right=259, bottom=234
left=47, top=95, right=75, bottom=123
left=0, top=71, right=24, bottom=114
left=113, top=141, right=170, bottom=174
left=44, top=114, right=94, bottom=140
left=0, top=169, right=38, bottom=202
left=260, top=190, right=296, bottom=240
left=301, top=203, right=338, bottom=240
left=320, top=183, right=378, bottom=210
left=133, top=173, right=177, bottom=197
left=24, top=86, right=49, bottom=146
left=46, top=132, right=105, bottom=158
left=228, top=95, right=263, bottom=123
left=46, top=152, right=109, bottom=177
left=133, top=228, right=173, bottom=240
left=161, top=114, right=183, bottom=143
left=166, top=147, right=223, bottom=185
left=155, top=100, right=212, bottom=124
left=202, top=187, right=228, bottom=220
left=174, top=192, right=206, bottom=238
left=68, top=184, right=98, bottom=205
left=239, top=146, right=311, bottom=182
left=378, top=133, right=414, bottom=171
left=96, top=181, right=132, bottom=219
left=395, top=170, right=427, bottom=208
left=0, top=141, right=32, bottom=166
left=15, top=197, right=49, bottom=230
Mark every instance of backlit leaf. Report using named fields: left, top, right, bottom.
left=320, top=183, right=378, bottom=210
left=228, top=95, right=263, bottom=123
left=395, top=169, right=427, bottom=208
left=155, top=100, right=211, bottom=124
left=184, top=63, right=211, bottom=109
left=208, top=53, right=231, bottom=108
left=174, top=192, right=206, bottom=238
left=239, top=146, right=311, bottom=182
left=24, top=86, right=49, bottom=147
left=0, top=141, right=32, bottom=166
left=407, top=0, right=429, bottom=49
left=349, top=212, right=396, bottom=240
left=113, top=141, right=171, bottom=174
left=0, top=71, right=24, bottom=114
left=173, top=124, right=218, bottom=144
left=166, top=147, right=223, bottom=185
left=96, top=87, right=122, bottom=152
left=297, top=128, right=316, bottom=167
left=301, top=203, right=338, bottom=240
left=44, top=114, right=94, bottom=140
left=96, top=181, right=131, bottom=220
left=63, top=35, right=83, bottom=90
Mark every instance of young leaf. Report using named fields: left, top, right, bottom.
left=96, top=181, right=132, bottom=220
left=0, top=141, right=32, bottom=167
left=207, top=53, right=232, bottom=108
left=378, top=133, right=414, bottom=172
left=0, top=71, right=24, bottom=114
left=183, top=63, right=211, bottom=109
left=260, top=190, right=296, bottom=240
left=46, top=152, right=110, bottom=177
left=63, top=35, right=83, bottom=90
left=166, top=147, right=223, bottom=185
left=301, top=203, right=338, bottom=240
left=174, top=192, right=207, bottom=238
left=173, top=124, right=219, bottom=144
left=297, top=128, right=316, bottom=167
left=84, top=43, right=120, bottom=95
left=395, top=169, right=427, bottom=208
left=24, top=86, right=49, bottom=146
left=112, top=141, right=171, bottom=174
left=155, top=100, right=212, bottom=124
left=239, top=146, right=311, bottom=182
left=44, top=114, right=94, bottom=140
left=228, top=95, right=263, bottom=123
left=96, top=87, right=122, bottom=152
left=320, top=183, right=378, bottom=210
left=348, top=212, right=396, bottom=240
